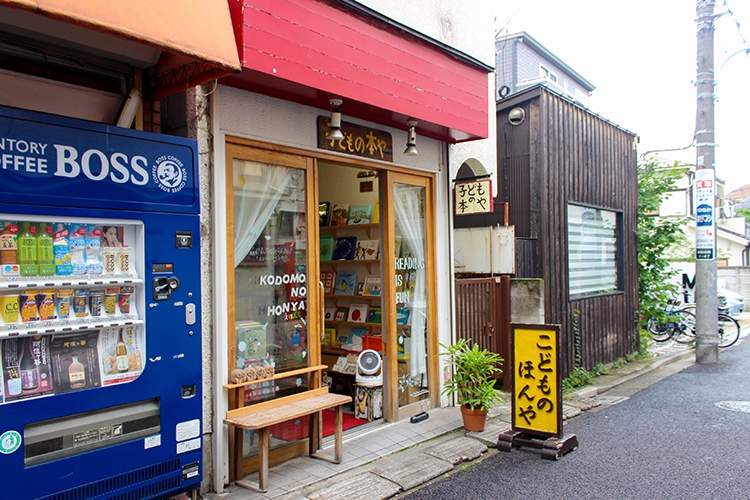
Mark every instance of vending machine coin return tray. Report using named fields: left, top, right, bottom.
left=24, top=398, right=160, bottom=467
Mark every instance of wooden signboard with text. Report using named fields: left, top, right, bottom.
left=317, top=116, right=393, bottom=162
left=498, top=323, right=578, bottom=460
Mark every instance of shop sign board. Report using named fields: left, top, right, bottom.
left=317, top=116, right=393, bottom=162
left=694, top=169, right=715, bottom=260
left=510, top=323, right=561, bottom=437
left=498, top=323, right=577, bottom=459
left=454, top=179, right=492, bottom=215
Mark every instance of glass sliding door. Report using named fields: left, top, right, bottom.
left=383, top=172, right=437, bottom=420
left=226, top=144, right=318, bottom=473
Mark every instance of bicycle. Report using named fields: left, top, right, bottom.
left=646, top=301, right=696, bottom=343
left=670, top=311, right=741, bottom=348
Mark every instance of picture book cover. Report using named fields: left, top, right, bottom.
left=348, top=205, right=372, bottom=225
left=373, top=199, right=380, bottom=224
left=367, top=306, right=382, bottom=324
left=396, top=308, right=411, bottom=325
left=320, top=235, right=335, bottom=261
left=347, top=303, right=369, bottom=323
left=357, top=282, right=365, bottom=295
left=334, top=270, right=358, bottom=295
left=354, top=239, right=379, bottom=260
left=363, top=275, right=381, bottom=296
left=333, top=237, right=357, bottom=260
left=330, top=203, right=350, bottom=226
left=350, top=328, right=368, bottom=345
left=319, top=201, right=331, bottom=227
left=334, top=307, right=349, bottom=321
left=323, top=327, right=337, bottom=346
left=51, top=331, right=102, bottom=394
left=321, top=271, right=335, bottom=295
left=324, top=307, right=336, bottom=321
left=234, top=322, right=266, bottom=361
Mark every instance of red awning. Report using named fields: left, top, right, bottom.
left=225, top=0, right=491, bottom=143
left=2, top=0, right=241, bottom=99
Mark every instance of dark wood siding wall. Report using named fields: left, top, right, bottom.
left=497, top=86, right=639, bottom=376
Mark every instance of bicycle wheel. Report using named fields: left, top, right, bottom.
left=671, top=309, right=697, bottom=344
left=718, top=314, right=740, bottom=348
left=646, top=317, right=674, bottom=342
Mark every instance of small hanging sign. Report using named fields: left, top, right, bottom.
left=317, top=116, right=393, bottom=162
left=454, top=179, right=492, bottom=215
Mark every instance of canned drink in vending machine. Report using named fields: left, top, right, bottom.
left=1, top=294, right=19, bottom=324
left=57, top=289, right=73, bottom=319
left=20, top=292, right=39, bottom=322
left=37, top=290, right=56, bottom=321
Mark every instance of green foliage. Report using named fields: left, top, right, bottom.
left=562, top=364, right=609, bottom=394
left=736, top=208, right=750, bottom=225
left=439, top=339, right=503, bottom=411
left=637, top=159, right=687, bottom=324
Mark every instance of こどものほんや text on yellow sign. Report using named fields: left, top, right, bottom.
left=511, top=324, right=561, bottom=437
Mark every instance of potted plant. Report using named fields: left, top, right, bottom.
left=439, top=339, right=503, bottom=432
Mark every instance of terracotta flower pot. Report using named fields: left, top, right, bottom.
left=460, top=404, right=488, bottom=432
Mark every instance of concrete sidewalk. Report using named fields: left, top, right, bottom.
left=204, top=315, right=748, bottom=500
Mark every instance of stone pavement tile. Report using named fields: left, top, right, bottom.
left=562, top=402, right=582, bottom=420
left=369, top=451, right=454, bottom=490
left=305, top=472, right=401, bottom=500
left=423, top=436, right=488, bottom=464
left=469, top=418, right=511, bottom=446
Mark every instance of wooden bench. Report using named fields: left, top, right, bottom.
left=223, top=364, right=352, bottom=493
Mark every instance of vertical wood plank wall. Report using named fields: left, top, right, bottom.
left=497, top=86, right=639, bottom=376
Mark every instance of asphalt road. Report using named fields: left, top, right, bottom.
left=402, top=339, right=750, bottom=500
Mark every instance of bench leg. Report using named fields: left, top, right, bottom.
left=310, top=404, right=343, bottom=464
left=235, top=427, right=270, bottom=493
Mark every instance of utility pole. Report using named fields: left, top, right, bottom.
left=695, top=0, right=718, bottom=363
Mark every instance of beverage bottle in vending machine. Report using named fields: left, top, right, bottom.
left=116, top=329, right=129, bottom=373
left=18, top=222, right=39, bottom=276
left=37, top=223, right=56, bottom=276
left=20, top=339, right=39, bottom=391
left=0, top=221, right=18, bottom=265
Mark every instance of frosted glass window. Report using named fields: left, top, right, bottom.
left=567, top=204, right=619, bottom=297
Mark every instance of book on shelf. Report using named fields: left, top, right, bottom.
left=348, top=205, right=372, bottom=225
left=350, top=328, right=368, bottom=345
left=363, top=275, right=381, bottom=296
left=334, top=270, right=358, bottom=295
left=333, top=237, right=356, bottom=260
left=324, top=307, right=336, bottom=321
left=394, top=235, right=403, bottom=258
left=373, top=199, right=380, bottom=224
left=337, top=334, right=350, bottom=347
left=323, top=327, right=337, bottom=346
left=395, top=270, right=406, bottom=293
left=367, top=306, right=382, bottom=324
left=321, top=271, right=335, bottom=295
left=347, top=303, right=369, bottom=322
left=396, top=308, right=411, bottom=325
left=354, top=239, right=379, bottom=260
left=404, top=271, right=417, bottom=295
left=319, top=201, right=331, bottom=227
left=334, top=307, right=349, bottom=321
left=357, top=282, right=365, bottom=295
left=330, top=203, right=350, bottom=226
left=320, top=235, right=334, bottom=261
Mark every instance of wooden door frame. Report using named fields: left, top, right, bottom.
left=381, top=170, right=439, bottom=422
left=224, top=140, right=320, bottom=477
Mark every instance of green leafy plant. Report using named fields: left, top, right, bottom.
left=439, top=339, right=503, bottom=411
left=637, top=159, right=687, bottom=324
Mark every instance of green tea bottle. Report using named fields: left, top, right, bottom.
left=18, top=222, right=39, bottom=276
left=37, top=223, right=56, bottom=276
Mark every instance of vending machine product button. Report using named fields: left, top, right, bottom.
left=185, top=303, right=196, bottom=325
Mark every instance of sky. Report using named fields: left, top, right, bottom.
left=493, top=0, right=750, bottom=191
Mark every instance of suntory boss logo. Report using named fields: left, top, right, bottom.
left=1, top=138, right=188, bottom=193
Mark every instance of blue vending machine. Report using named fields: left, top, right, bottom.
left=0, top=106, right=203, bottom=499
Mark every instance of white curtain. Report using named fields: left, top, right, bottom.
left=393, top=184, right=427, bottom=379
left=233, top=161, right=293, bottom=268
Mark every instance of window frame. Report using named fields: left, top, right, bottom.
left=567, top=202, right=624, bottom=300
